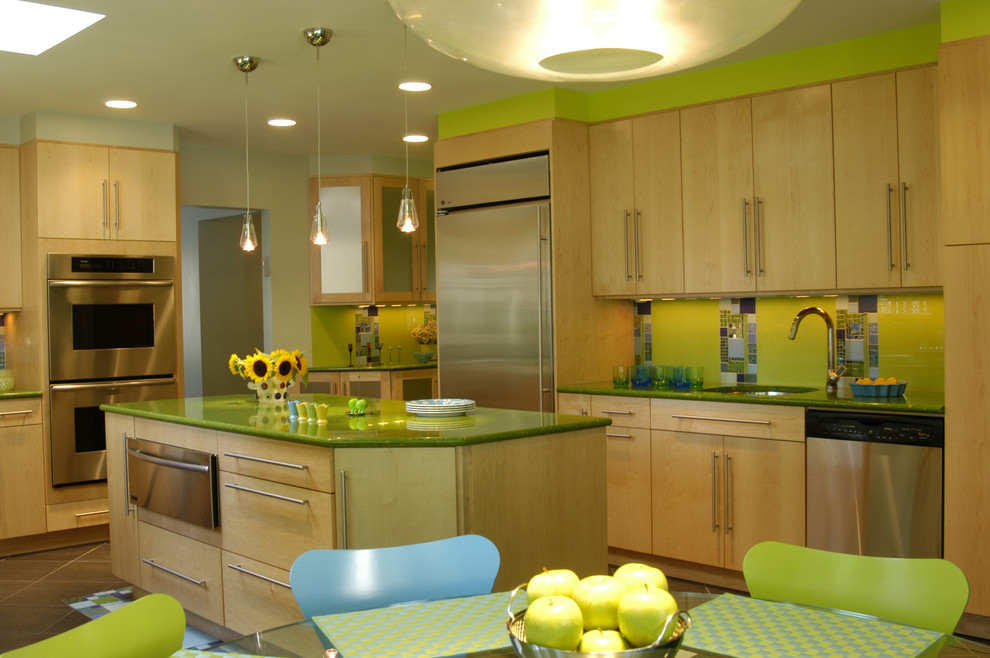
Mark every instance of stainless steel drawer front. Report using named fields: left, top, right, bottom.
left=126, top=436, right=219, bottom=528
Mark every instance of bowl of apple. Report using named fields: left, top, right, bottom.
left=506, top=564, right=691, bottom=658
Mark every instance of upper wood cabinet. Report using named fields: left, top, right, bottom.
left=372, top=177, right=436, bottom=303
left=310, top=175, right=374, bottom=305
left=833, top=67, right=941, bottom=289
left=0, top=146, right=21, bottom=310
left=25, top=141, right=177, bottom=242
left=751, top=85, right=836, bottom=292
left=590, top=112, right=683, bottom=297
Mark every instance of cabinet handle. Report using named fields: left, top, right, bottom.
left=599, top=409, right=633, bottom=416
left=339, top=469, right=348, bottom=549
left=670, top=414, right=771, bottom=425
left=754, top=197, right=764, bottom=275
left=900, top=181, right=910, bottom=271
left=0, top=409, right=33, bottom=417
left=142, top=558, right=207, bottom=586
left=711, top=452, right=719, bottom=533
left=724, top=453, right=733, bottom=533
left=227, top=563, right=291, bottom=589
left=75, top=509, right=109, bottom=518
left=885, top=183, right=894, bottom=271
left=102, top=179, right=109, bottom=230
left=123, top=433, right=133, bottom=516
left=742, top=198, right=751, bottom=277
left=223, top=452, right=307, bottom=470
left=362, top=241, right=369, bottom=293
left=634, top=209, right=643, bottom=281
left=623, top=210, right=632, bottom=281
left=606, top=432, right=632, bottom=439
left=114, top=180, right=120, bottom=230
left=224, top=482, right=307, bottom=505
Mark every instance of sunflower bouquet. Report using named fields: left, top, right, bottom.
left=229, top=349, right=309, bottom=388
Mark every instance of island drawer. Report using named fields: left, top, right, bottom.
left=651, top=398, right=804, bottom=442
left=219, top=472, right=336, bottom=571
left=222, top=550, right=302, bottom=635
left=139, top=522, right=223, bottom=625
left=591, top=395, right=651, bottom=429
left=0, top=398, right=41, bottom=428
left=218, top=432, right=334, bottom=493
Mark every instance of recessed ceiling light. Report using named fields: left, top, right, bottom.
left=105, top=99, right=136, bottom=109
left=403, top=134, right=428, bottom=143
left=0, top=0, right=105, bottom=56
left=268, top=118, right=296, bottom=127
left=398, top=81, right=431, bottom=92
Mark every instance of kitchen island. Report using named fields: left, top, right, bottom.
left=101, top=394, right=609, bottom=635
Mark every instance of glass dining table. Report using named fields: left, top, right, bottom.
left=192, top=591, right=990, bottom=658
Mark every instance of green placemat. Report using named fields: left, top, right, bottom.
left=683, top=594, right=944, bottom=658
left=313, top=591, right=523, bottom=658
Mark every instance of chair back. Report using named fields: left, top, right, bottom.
left=289, top=534, right=500, bottom=618
left=0, top=592, right=185, bottom=658
left=742, top=540, right=970, bottom=634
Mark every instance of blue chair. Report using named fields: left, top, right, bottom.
left=0, top=593, right=185, bottom=658
left=742, top=540, right=970, bottom=634
left=289, top=534, right=500, bottom=618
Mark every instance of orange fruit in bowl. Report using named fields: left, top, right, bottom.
left=856, top=377, right=873, bottom=385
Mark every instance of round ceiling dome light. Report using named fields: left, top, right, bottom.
left=105, top=99, right=136, bottom=109
left=403, top=134, right=429, bottom=143
left=399, top=80, right=432, bottom=92
left=268, top=118, right=297, bottom=127
left=387, top=0, right=801, bottom=82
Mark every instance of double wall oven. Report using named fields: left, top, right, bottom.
left=48, top=254, right=178, bottom=487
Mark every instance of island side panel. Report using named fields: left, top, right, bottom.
left=457, top=426, right=608, bottom=591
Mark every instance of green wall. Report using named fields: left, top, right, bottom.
left=311, top=305, right=433, bottom=367
left=941, top=0, right=990, bottom=42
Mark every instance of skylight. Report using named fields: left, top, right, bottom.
left=0, top=0, right=104, bottom=56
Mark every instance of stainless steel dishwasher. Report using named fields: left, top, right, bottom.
left=806, top=409, right=943, bottom=558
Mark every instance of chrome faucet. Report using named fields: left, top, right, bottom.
left=788, top=306, right=845, bottom=394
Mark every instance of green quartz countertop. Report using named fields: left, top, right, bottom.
left=0, top=390, right=43, bottom=399
left=101, top=394, right=610, bottom=447
left=558, top=382, right=945, bottom=414
left=308, top=363, right=435, bottom=372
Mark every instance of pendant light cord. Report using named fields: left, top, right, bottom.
left=403, top=25, right=410, bottom=188
left=316, top=46, right=322, bottom=182
left=244, top=72, right=251, bottom=220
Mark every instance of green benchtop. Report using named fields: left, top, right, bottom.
left=558, top=382, right=945, bottom=415
left=0, top=390, right=43, bottom=400
left=101, top=394, right=610, bottom=448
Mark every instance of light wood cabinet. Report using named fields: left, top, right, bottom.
left=45, top=499, right=109, bottom=532
left=556, top=392, right=591, bottom=416
left=650, top=399, right=805, bottom=571
left=833, top=67, right=941, bottom=289
left=139, top=521, right=223, bottom=623
left=28, top=141, right=177, bottom=242
left=221, top=550, right=298, bottom=635
left=0, top=398, right=45, bottom=539
left=373, top=177, right=436, bottom=303
left=106, top=413, right=140, bottom=586
left=590, top=112, right=683, bottom=297
left=0, top=146, right=21, bottom=310
left=306, top=368, right=438, bottom=401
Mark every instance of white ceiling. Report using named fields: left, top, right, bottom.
left=0, top=0, right=942, bottom=159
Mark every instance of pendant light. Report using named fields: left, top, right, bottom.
left=305, top=28, right=332, bottom=246
left=234, top=55, right=259, bottom=251
left=397, top=25, right=423, bottom=234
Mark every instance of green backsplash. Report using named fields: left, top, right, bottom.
left=311, top=305, right=433, bottom=367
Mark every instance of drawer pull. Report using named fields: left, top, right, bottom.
left=223, top=452, right=307, bottom=471
left=75, top=509, right=109, bottom=518
left=606, top=432, right=633, bottom=439
left=142, top=559, right=207, bottom=586
left=670, top=414, right=771, bottom=426
left=224, top=482, right=308, bottom=505
left=599, top=409, right=633, bottom=416
left=0, top=409, right=33, bottom=417
left=227, top=563, right=291, bottom=589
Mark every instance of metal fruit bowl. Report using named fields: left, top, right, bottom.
left=506, top=585, right=691, bottom=658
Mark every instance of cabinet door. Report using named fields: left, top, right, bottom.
left=374, top=175, right=419, bottom=302
left=651, top=430, right=722, bottom=567
left=681, top=99, right=756, bottom=294
left=556, top=393, right=591, bottom=416
left=310, top=176, right=374, bottom=304
left=303, top=371, right=342, bottom=395
left=833, top=73, right=902, bottom=289
left=417, top=179, right=437, bottom=301
left=607, top=426, right=652, bottom=554
left=109, top=148, right=177, bottom=242
left=590, top=120, right=637, bottom=296
left=0, top=146, right=21, bottom=310
left=722, top=435, right=805, bottom=571
left=0, top=400, right=45, bottom=539
left=752, top=85, right=836, bottom=291
left=139, top=522, right=223, bottom=624
left=896, top=66, right=941, bottom=287
left=334, top=447, right=458, bottom=549
left=36, top=141, right=109, bottom=240
left=632, top=111, right=683, bottom=296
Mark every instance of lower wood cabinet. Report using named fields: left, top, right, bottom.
left=139, top=521, right=223, bottom=623
left=221, top=551, right=298, bottom=635
left=306, top=368, right=438, bottom=401
left=0, top=397, right=45, bottom=539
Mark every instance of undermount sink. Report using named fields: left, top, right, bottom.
left=702, top=384, right=818, bottom=397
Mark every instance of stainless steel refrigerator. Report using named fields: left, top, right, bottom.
left=435, top=153, right=554, bottom=412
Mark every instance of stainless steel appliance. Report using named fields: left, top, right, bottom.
left=126, top=436, right=218, bottom=528
left=435, top=153, right=553, bottom=412
left=806, top=409, right=943, bottom=558
left=48, top=254, right=178, bottom=486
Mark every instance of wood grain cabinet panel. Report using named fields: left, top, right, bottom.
left=0, top=146, right=21, bottom=310
left=221, top=550, right=301, bottom=635
left=139, top=522, right=223, bottom=624
left=0, top=398, right=45, bottom=539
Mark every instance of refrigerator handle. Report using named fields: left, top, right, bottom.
left=538, top=205, right=554, bottom=412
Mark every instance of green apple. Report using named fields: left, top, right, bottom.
left=579, top=628, right=629, bottom=652
left=571, top=575, right=628, bottom=631
left=526, top=568, right=580, bottom=604
left=523, top=595, right=583, bottom=651
left=613, top=562, right=669, bottom=591
left=617, top=584, right=679, bottom=647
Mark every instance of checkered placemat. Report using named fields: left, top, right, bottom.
left=682, top=594, right=944, bottom=658
left=313, top=591, right=523, bottom=658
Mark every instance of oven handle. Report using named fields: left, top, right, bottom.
left=127, top=448, right=211, bottom=474
left=49, top=280, right=173, bottom=287
left=51, top=377, right=175, bottom=392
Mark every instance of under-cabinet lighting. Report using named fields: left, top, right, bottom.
left=0, top=0, right=104, bottom=56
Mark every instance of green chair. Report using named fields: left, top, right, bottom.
left=0, top=592, right=185, bottom=658
left=742, top=540, right=970, bottom=634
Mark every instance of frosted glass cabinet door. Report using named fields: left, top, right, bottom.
left=310, top=176, right=373, bottom=304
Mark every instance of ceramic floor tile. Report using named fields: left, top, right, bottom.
left=38, top=559, right=115, bottom=582
left=5, top=580, right=118, bottom=606
left=0, top=632, right=37, bottom=653
left=0, top=561, right=62, bottom=581
left=0, top=603, right=69, bottom=633
left=0, top=580, right=32, bottom=603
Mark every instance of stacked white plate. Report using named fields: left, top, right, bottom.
left=405, top=398, right=476, bottom=417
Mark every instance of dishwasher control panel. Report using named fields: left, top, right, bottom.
left=806, top=410, right=944, bottom=447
